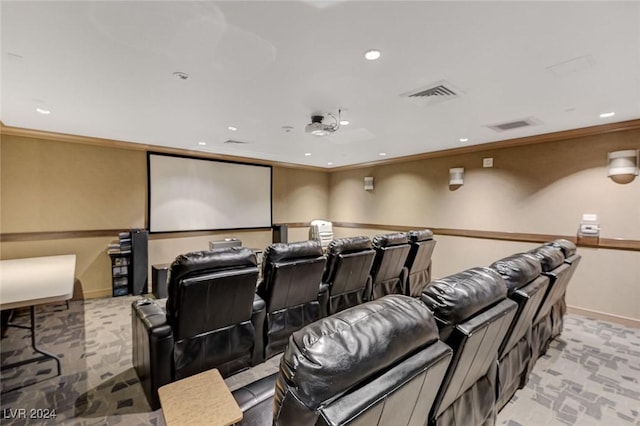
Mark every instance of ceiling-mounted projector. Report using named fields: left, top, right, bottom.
left=305, top=113, right=339, bottom=136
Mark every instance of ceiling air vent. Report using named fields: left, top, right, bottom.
left=224, top=139, right=249, bottom=144
left=487, top=117, right=540, bottom=132
left=400, top=80, right=461, bottom=106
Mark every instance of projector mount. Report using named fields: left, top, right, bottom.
left=305, top=109, right=342, bottom=136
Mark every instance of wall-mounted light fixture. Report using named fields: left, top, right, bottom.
left=449, top=167, right=464, bottom=187
left=608, top=149, right=639, bottom=184
left=364, top=176, right=374, bottom=191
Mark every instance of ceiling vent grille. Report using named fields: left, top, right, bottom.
left=224, top=139, right=249, bottom=144
left=400, top=80, right=461, bottom=106
left=487, top=117, right=540, bottom=132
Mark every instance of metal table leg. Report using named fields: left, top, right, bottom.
left=1, top=306, right=62, bottom=393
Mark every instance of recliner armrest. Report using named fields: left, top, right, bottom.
left=318, top=282, right=330, bottom=318
left=251, top=294, right=266, bottom=366
left=131, top=298, right=174, bottom=410
left=232, top=373, right=278, bottom=425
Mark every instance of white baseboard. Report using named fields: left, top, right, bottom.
left=567, top=305, right=640, bottom=329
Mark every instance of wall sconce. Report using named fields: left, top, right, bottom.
left=608, top=149, right=639, bottom=184
left=449, top=167, right=464, bottom=187
left=364, top=176, right=374, bottom=191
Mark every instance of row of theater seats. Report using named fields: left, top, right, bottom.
left=229, top=239, right=581, bottom=426
left=132, top=230, right=436, bottom=409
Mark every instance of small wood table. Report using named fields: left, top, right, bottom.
left=158, top=369, right=243, bottom=426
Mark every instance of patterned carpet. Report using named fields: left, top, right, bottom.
left=0, top=296, right=638, bottom=425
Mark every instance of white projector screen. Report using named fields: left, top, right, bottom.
left=148, top=153, right=272, bottom=232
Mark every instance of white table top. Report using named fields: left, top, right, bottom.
left=0, top=254, right=76, bottom=310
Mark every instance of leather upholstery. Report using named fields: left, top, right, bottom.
left=131, top=247, right=263, bottom=409
left=405, top=229, right=437, bottom=297
left=322, top=236, right=376, bottom=315
left=257, top=240, right=326, bottom=359
left=489, top=254, right=550, bottom=411
left=422, top=267, right=518, bottom=426
left=273, top=295, right=453, bottom=426
left=527, top=245, right=575, bottom=367
left=544, top=238, right=577, bottom=258
left=370, top=232, right=411, bottom=299
left=489, top=253, right=541, bottom=295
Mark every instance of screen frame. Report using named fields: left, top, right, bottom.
left=146, top=151, right=273, bottom=234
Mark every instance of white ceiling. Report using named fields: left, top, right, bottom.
left=1, top=1, right=639, bottom=168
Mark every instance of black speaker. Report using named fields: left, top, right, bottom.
left=272, top=224, right=288, bottom=243
left=130, top=229, right=149, bottom=295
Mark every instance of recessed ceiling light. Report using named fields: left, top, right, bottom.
left=459, top=138, right=469, bottom=142
left=227, top=126, right=237, bottom=131
left=327, top=162, right=334, bottom=166
left=379, top=152, right=387, bottom=156
left=599, top=112, right=615, bottom=118
left=364, top=50, right=381, bottom=61
left=304, top=152, right=311, bottom=156
left=340, top=120, right=350, bottom=126
left=198, top=141, right=207, bottom=146
left=36, top=108, right=51, bottom=115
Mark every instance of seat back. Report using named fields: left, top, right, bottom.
left=258, top=240, right=326, bottom=358
left=370, top=232, right=412, bottom=299
left=309, top=219, right=334, bottom=249
left=527, top=246, right=571, bottom=323
left=405, top=229, right=437, bottom=297
left=274, top=295, right=452, bottom=426
left=489, top=253, right=549, bottom=358
left=322, top=236, right=376, bottom=315
left=165, top=247, right=259, bottom=379
left=421, top=267, right=518, bottom=425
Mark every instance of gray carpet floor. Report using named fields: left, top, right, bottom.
left=0, top=296, right=638, bottom=425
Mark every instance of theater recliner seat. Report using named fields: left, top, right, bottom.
left=369, top=232, right=412, bottom=299
left=405, top=229, right=437, bottom=297
left=321, top=236, right=376, bottom=316
left=232, top=295, right=453, bottom=426
left=542, top=239, right=582, bottom=338
left=526, top=245, right=571, bottom=364
left=131, top=247, right=265, bottom=410
left=489, top=253, right=550, bottom=411
left=422, top=267, right=518, bottom=426
left=257, top=240, right=327, bottom=359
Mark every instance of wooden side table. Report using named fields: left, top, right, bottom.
left=158, top=369, right=243, bottom=426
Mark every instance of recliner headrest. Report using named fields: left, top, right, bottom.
left=264, top=240, right=323, bottom=263
left=373, top=232, right=409, bottom=248
left=326, top=236, right=372, bottom=256
left=279, top=295, right=439, bottom=409
left=168, top=247, right=256, bottom=285
left=422, top=267, right=507, bottom=325
left=544, top=239, right=577, bottom=258
left=489, top=253, right=542, bottom=294
left=527, top=246, right=565, bottom=272
left=408, top=229, right=434, bottom=243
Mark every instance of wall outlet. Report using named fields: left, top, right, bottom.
left=483, top=157, right=494, bottom=168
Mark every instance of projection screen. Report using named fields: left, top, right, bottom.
left=148, top=153, right=272, bottom=232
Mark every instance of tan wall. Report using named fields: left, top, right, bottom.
left=329, top=130, right=640, bottom=320
left=0, top=135, right=330, bottom=297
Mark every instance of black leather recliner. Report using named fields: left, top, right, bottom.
left=526, top=245, right=572, bottom=364
left=232, top=295, right=453, bottom=426
left=257, top=240, right=327, bottom=359
left=421, top=267, right=518, bottom=426
left=131, top=247, right=265, bottom=409
left=489, top=253, right=550, bottom=411
left=405, top=229, right=437, bottom=297
left=321, top=236, right=376, bottom=316
left=369, top=232, right=412, bottom=299
left=542, top=239, right=582, bottom=338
